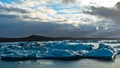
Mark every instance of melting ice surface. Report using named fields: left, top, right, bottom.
left=0, top=40, right=119, bottom=61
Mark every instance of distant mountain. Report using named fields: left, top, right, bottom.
left=0, top=35, right=53, bottom=42
left=0, top=35, right=120, bottom=42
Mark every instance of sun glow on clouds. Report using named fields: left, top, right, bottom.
left=80, top=0, right=119, bottom=7
left=0, top=0, right=120, bottom=37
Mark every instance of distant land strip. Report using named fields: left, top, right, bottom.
left=0, top=35, right=120, bottom=42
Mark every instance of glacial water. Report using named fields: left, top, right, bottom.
left=1, top=57, right=120, bottom=68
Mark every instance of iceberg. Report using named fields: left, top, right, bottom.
left=84, top=45, right=117, bottom=60
left=0, top=42, right=118, bottom=61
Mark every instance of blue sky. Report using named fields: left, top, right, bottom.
left=0, top=0, right=18, bottom=3
left=0, top=0, right=120, bottom=38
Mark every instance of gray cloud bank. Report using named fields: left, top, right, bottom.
left=0, top=13, right=97, bottom=38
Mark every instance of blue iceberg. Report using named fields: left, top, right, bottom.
left=0, top=42, right=118, bottom=60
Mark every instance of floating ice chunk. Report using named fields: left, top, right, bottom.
left=0, top=42, right=118, bottom=60
left=85, top=44, right=118, bottom=60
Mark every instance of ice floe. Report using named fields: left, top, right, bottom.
left=0, top=41, right=118, bottom=60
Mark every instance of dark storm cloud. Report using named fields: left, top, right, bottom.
left=82, top=2, right=120, bottom=37
left=0, top=14, right=74, bottom=37
left=84, top=5, right=120, bottom=25
left=0, top=9, right=117, bottom=38
left=84, top=7, right=118, bottom=17
left=0, top=13, right=97, bottom=38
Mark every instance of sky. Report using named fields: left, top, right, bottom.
left=0, top=0, right=120, bottom=38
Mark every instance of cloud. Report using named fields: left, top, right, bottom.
left=0, top=12, right=98, bottom=38
left=0, top=15, right=67, bottom=37
left=82, top=2, right=120, bottom=37
left=61, top=0, right=75, bottom=4
left=0, top=14, right=96, bottom=38
left=17, top=0, right=81, bottom=5
left=1, top=0, right=120, bottom=38
left=84, top=4, right=120, bottom=25
left=0, top=2, right=29, bottom=13
left=0, top=1, right=59, bottom=22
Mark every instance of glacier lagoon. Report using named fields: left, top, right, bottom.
left=0, top=40, right=120, bottom=68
